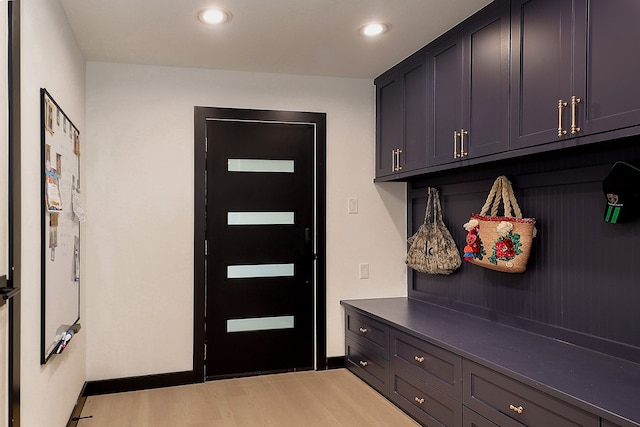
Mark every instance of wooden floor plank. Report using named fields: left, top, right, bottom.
left=79, top=369, right=419, bottom=427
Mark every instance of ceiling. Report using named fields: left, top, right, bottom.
left=60, top=0, right=493, bottom=79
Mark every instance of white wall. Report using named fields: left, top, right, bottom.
left=20, top=0, right=86, bottom=426
left=85, top=62, right=407, bottom=380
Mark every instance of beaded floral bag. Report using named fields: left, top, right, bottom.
left=463, top=176, right=536, bottom=273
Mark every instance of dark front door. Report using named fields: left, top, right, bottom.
left=204, top=115, right=317, bottom=378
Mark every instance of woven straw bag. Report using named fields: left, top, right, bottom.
left=463, top=176, right=536, bottom=273
left=406, top=188, right=461, bottom=275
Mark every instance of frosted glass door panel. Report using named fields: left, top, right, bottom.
left=227, top=212, right=295, bottom=225
left=227, top=263, right=295, bottom=279
left=228, top=159, right=294, bottom=173
left=227, top=316, right=295, bottom=333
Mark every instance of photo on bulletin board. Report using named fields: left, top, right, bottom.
left=40, top=89, right=84, bottom=364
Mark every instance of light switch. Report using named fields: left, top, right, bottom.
left=359, top=263, right=369, bottom=279
left=348, top=198, right=358, bottom=214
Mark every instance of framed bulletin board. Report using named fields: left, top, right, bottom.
left=40, top=89, right=83, bottom=364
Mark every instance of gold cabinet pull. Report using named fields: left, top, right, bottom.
left=359, top=327, right=368, bottom=334
left=359, top=360, right=368, bottom=367
left=391, top=149, right=396, bottom=172
left=414, top=397, right=425, bottom=405
left=391, top=149, right=403, bottom=172
left=414, top=356, right=425, bottom=363
left=571, top=95, right=581, bottom=134
left=558, top=99, right=568, bottom=137
left=509, top=404, right=524, bottom=414
left=460, top=129, right=468, bottom=157
left=453, top=130, right=461, bottom=158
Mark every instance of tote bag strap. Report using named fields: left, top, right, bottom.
left=480, top=177, right=503, bottom=216
left=479, top=176, right=523, bottom=218
left=432, top=188, right=444, bottom=223
left=423, top=187, right=434, bottom=225
left=500, top=176, right=523, bottom=218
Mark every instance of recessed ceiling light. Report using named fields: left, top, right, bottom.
left=197, top=7, right=232, bottom=25
left=360, top=22, right=390, bottom=37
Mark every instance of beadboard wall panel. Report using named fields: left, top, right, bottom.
left=408, top=136, right=640, bottom=363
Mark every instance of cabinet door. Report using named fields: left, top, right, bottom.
left=346, top=338, right=389, bottom=396
left=464, top=361, right=599, bottom=427
left=510, top=0, right=586, bottom=149
left=345, top=310, right=389, bottom=356
left=462, top=0, right=510, bottom=159
left=399, top=57, right=428, bottom=173
left=463, top=407, right=499, bottom=427
left=427, top=28, right=463, bottom=167
left=390, top=367, right=462, bottom=427
left=375, top=73, right=401, bottom=178
left=580, top=0, right=640, bottom=135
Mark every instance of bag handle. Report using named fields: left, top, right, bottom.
left=423, top=187, right=444, bottom=225
left=479, top=176, right=523, bottom=218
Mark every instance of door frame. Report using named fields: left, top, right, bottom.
left=7, top=1, right=21, bottom=425
left=193, top=107, right=326, bottom=381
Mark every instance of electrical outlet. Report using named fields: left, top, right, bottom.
left=348, top=198, right=358, bottom=214
left=359, top=262, right=369, bottom=279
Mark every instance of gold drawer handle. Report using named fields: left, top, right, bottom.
left=359, top=327, right=368, bottom=334
left=558, top=99, right=568, bottom=137
left=414, top=356, right=425, bottom=363
left=509, top=404, right=524, bottom=414
left=571, top=95, right=581, bottom=135
left=359, top=360, right=368, bottom=367
left=414, top=397, right=425, bottom=405
left=460, top=129, right=468, bottom=157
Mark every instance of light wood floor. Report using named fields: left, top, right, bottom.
left=78, top=369, right=419, bottom=427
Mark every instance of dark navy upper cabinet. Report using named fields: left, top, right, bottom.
left=375, top=0, right=640, bottom=181
left=581, top=0, right=640, bottom=136
left=510, top=0, right=586, bottom=149
left=374, top=54, right=428, bottom=179
left=428, top=0, right=511, bottom=167
left=427, top=27, right=463, bottom=167
left=375, top=73, right=401, bottom=178
left=511, top=0, right=640, bottom=149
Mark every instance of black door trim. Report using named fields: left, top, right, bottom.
left=194, top=107, right=327, bottom=380
left=8, top=1, right=21, bottom=426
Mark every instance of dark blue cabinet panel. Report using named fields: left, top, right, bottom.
left=376, top=0, right=640, bottom=181
left=510, top=0, right=640, bottom=149
left=462, top=3, right=510, bottom=159
left=390, top=368, right=462, bottom=427
left=464, top=360, right=599, bottom=427
left=375, top=74, right=401, bottom=178
left=375, top=54, right=428, bottom=179
left=401, top=58, right=428, bottom=173
left=510, top=0, right=584, bottom=149
left=463, top=407, right=498, bottom=427
left=581, top=0, right=640, bottom=135
left=428, top=28, right=463, bottom=167
left=345, top=338, right=389, bottom=396
left=391, top=329, right=462, bottom=400
left=428, top=0, right=510, bottom=167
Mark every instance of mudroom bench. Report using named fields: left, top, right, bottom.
left=341, top=297, right=640, bottom=427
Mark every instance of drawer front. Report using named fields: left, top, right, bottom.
left=602, top=420, right=638, bottom=427
left=346, top=338, right=388, bottom=395
left=463, top=407, right=499, bottom=427
left=464, top=361, right=599, bottom=427
left=390, top=368, right=462, bottom=427
left=391, top=329, right=462, bottom=399
left=346, top=311, right=389, bottom=356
